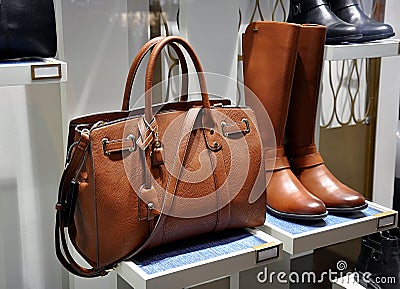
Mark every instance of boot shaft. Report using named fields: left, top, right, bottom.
left=242, top=21, right=301, bottom=146
left=285, top=24, right=326, bottom=157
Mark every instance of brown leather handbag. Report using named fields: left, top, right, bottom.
left=55, top=36, right=266, bottom=277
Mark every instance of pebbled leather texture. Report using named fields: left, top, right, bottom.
left=287, top=0, right=362, bottom=44
left=242, top=21, right=327, bottom=220
left=56, top=36, right=266, bottom=276
left=0, top=0, right=57, bottom=59
left=285, top=24, right=367, bottom=212
left=328, top=0, right=395, bottom=42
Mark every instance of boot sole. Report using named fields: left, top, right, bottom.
left=326, top=33, right=363, bottom=44
left=326, top=202, right=368, bottom=213
left=267, top=206, right=328, bottom=221
left=355, top=32, right=395, bottom=43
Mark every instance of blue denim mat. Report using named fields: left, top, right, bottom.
left=266, top=206, right=382, bottom=235
left=131, top=229, right=267, bottom=275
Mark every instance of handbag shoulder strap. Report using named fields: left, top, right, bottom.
left=55, top=132, right=106, bottom=277
left=130, top=107, right=203, bottom=253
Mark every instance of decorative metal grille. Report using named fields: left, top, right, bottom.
left=156, top=0, right=377, bottom=127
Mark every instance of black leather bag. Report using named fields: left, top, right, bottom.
left=0, top=0, right=57, bottom=59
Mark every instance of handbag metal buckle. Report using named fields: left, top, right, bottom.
left=102, top=134, right=136, bottom=156
left=221, top=118, right=250, bottom=137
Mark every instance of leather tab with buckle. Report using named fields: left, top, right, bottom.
left=102, top=134, right=136, bottom=156
left=221, top=118, right=251, bottom=137
left=204, top=127, right=223, bottom=152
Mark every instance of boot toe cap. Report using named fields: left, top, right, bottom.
left=326, top=23, right=362, bottom=43
left=267, top=169, right=328, bottom=220
left=280, top=199, right=327, bottom=216
left=358, top=22, right=395, bottom=41
left=268, top=194, right=327, bottom=219
left=326, top=193, right=367, bottom=212
left=303, top=199, right=328, bottom=215
left=342, top=194, right=366, bottom=208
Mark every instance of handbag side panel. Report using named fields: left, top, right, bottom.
left=87, top=116, right=151, bottom=268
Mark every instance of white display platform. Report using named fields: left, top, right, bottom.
left=261, top=201, right=398, bottom=255
left=0, top=58, right=67, bottom=86
left=324, top=39, right=400, bottom=61
left=117, top=228, right=282, bottom=289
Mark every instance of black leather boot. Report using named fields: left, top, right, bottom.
left=328, top=0, right=395, bottom=42
left=356, top=232, right=400, bottom=289
left=287, top=0, right=362, bottom=44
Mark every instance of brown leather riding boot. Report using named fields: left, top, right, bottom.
left=243, top=21, right=327, bottom=220
left=285, top=24, right=367, bottom=213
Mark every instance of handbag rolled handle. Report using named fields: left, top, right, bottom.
left=122, top=36, right=189, bottom=110
left=144, top=36, right=211, bottom=122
